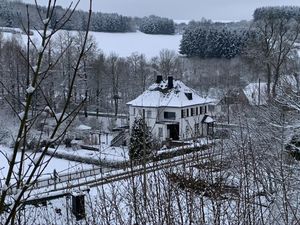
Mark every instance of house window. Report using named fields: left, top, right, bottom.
left=147, top=110, right=152, bottom=118
left=181, top=109, right=186, bottom=118
left=207, top=123, right=214, bottom=135
left=164, top=111, right=176, bottom=120
left=186, top=125, right=189, bottom=136
left=158, top=127, right=163, bottom=137
left=186, top=108, right=189, bottom=117
left=191, top=108, right=194, bottom=116
left=200, top=106, right=203, bottom=115
left=133, top=108, right=136, bottom=115
left=196, top=107, right=199, bottom=115
left=138, top=109, right=142, bottom=116
left=204, top=105, right=207, bottom=114
left=185, top=92, right=193, bottom=100
left=194, top=123, right=200, bottom=134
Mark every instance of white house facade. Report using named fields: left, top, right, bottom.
left=127, top=76, right=215, bottom=142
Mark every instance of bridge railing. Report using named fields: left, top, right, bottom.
left=33, top=167, right=108, bottom=189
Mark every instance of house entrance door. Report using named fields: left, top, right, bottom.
left=167, top=124, right=179, bottom=140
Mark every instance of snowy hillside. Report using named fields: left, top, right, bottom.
left=1, top=28, right=182, bottom=58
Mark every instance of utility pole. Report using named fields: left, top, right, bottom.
left=99, top=131, right=103, bottom=174
left=226, top=97, right=230, bottom=124
left=142, top=109, right=147, bottom=206
left=258, top=78, right=261, bottom=106
left=83, top=60, right=88, bottom=118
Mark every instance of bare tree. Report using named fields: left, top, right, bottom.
left=0, top=0, right=92, bottom=224
left=247, top=7, right=300, bottom=98
left=158, top=49, right=177, bottom=78
left=106, top=53, right=121, bottom=117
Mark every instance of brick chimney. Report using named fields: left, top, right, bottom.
left=156, top=75, right=163, bottom=83
left=167, top=76, right=173, bottom=89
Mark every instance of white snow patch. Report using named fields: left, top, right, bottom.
left=26, top=85, right=35, bottom=94
left=7, top=152, right=13, bottom=162
left=1, top=183, right=8, bottom=191
left=18, top=111, right=25, bottom=120
left=44, top=106, right=51, bottom=113
left=76, top=124, right=92, bottom=130
left=32, top=66, right=38, bottom=72
left=174, top=19, right=190, bottom=24
left=42, top=18, right=50, bottom=25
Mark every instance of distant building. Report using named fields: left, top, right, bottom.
left=243, top=82, right=268, bottom=106
left=219, top=82, right=268, bottom=107
left=127, top=75, right=215, bottom=142
left=216, top=76, right=299, bottom=122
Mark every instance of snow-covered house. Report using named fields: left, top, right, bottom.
left=219, top=82, right=268, bottom=107
left=127, top=76, right=215, bottom=141
left=243, top=82, right=268, bottom=106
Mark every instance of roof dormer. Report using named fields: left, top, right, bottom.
left=185, top=92, right=193, bottom=100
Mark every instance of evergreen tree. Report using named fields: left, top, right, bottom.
left=180, top=26, right=247, bottom=59
left=0, top=1, right=134, bottom=32
left=129, top=118, right=153, bottom=160
left=0, top=1, right=13, bottom=27
left=90, top=12, right=133, bottom=32
left=139, top=15, right=175, bottom=34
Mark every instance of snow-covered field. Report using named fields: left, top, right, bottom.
left=1, top=28, right=182, bottom=58
left=91, top=31, right=182, bottom=58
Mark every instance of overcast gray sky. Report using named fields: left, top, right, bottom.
left=23, top=0, right=300, bottom=21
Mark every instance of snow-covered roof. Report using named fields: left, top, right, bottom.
left=127, top=78, right=212, bottom=108
left=203, top=115, right=215, bottom=123
left=76, top=125, right=92, bottom=130
left=278, top=74, right=298, bottom=91
left=243, top=82, right=268, bottom=106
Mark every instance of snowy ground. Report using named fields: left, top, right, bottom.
left=3, top=132, right=273, bottom=225
left=0, top=131, right=128, bottom=189
left=4, top=149, right=240, bottom=225
left=0, top=136, right=211, bottom=196
left=49, top=145, right=129, bottom=163
left=1, top=28, right=182, bottom=58
left=48, top=137, right=211, bottom=166
left=53, top=129, right=129, bottom=162
left=0, top=145, right=96, bottom=181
